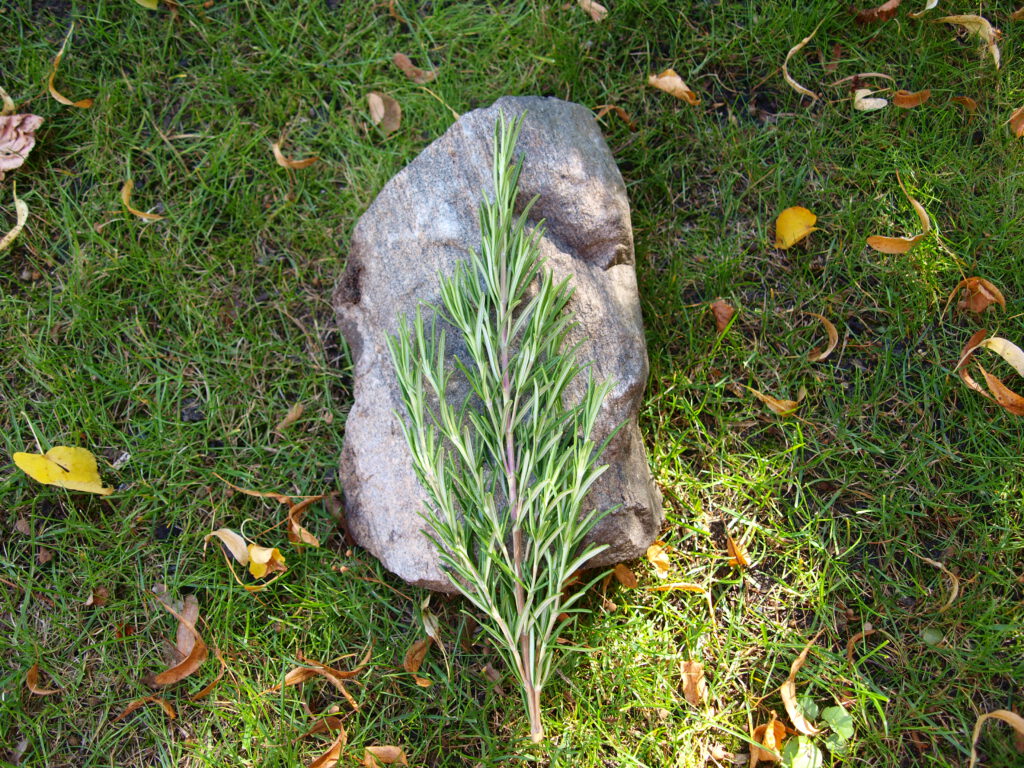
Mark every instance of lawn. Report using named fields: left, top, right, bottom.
left=2, top=1, right=1023, bottom=766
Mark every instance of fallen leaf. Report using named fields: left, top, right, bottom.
left=805, top=312, right=839, bottom=362
left=577, top=0, right=607, bottom=22
left=15, top=517, right=30, bottom=536
left=48, top=24, right=94, bottom=108
left=853, top=89, right=888, bottom=111
left=36, top=547, right=53, bottom=566
left=845, top=623, right=877, bottom=664
left=913, top=554, right=960, bottom=611
left=368, top=92, right=401, bottom=135
left=774, top=206, right=818, bottom=249
left=746, top=385, right=805, bottom=417
left=263, top=648, right=372, bottom=711
left=977, top=337, right=1024, bottom=377
left=0, top=187, right=29, bottom=253
left=0, top=85, right=13, bottom=115
left=782, top=22, right=823, bottom=104
left=781, top=629, right=824, bottom=735
left=25, top=664, right=61, bottom=695
left=647, top=69, right=700, bottom=105
left=1009, top=104, right=1024, bottom=138
left=190, top=647, right=228, bottom=701
left=680, top=659, right=706, bottom=706
left=248, top=543, right=287, bottom=579
left=855, top=0, right=901, bottom=24
left=866, top=173, right=930, bottom=253
left=1013, top=7, right=1024, bottom=22
left=594, top=104, right=636, bottom=130
left=948, top=277, right=1006, bottom=314
left=969, top=710, right=1024, bottom=768
left=952, top=96, right=978, bottom=116
left=977, top=365, right=1024, bottom=416
left=392, top=53, right=436, bottom=83
left=710, top=300, right=736, bottom=333
left=84, top=586, right=109, bottom=608
left=175, top=594, right=200, bottom=659
left=363, top=746, right=409, bottom=767
left=0, top=114, right=43, bottom=180
left=13, top=446, right=114, bottom=495
left=726, top=535, right=749, bottom=568
left=954, top=329, right=990, bottom=399
left=403, top=637, right=433, bottom=687
left=149, top=592, right=208, bottom=686
left=275, top=402, right=305, bottom=432
left=751, top=715, right=787, bottom=766
left=646, top=540, right=672, bottom=578
left=612, top=563, right=638, bottom=588
left=307, top=717, right=348, bottom=768
left=892, top=89, right=931, bottom=108
left=909, top=0, right=939, bottom=18
left=287, top=495, right=325, bottom=547
left=272, top=141, right=318, bottom=170
left=936, top=15, right=1001, bottom=68
left=121, top=180, right=166, bottom=221
left=212, top=473, right=294, bottom=504
left=112, top=696, right=176, bottom=722
left=133, top=0, right=160, bottom=8
left=204, top=528, right=250, bottom=564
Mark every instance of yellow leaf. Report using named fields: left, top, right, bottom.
left=272, top=141, right=318, bottom=170
left=935, top=15, right=1001, bottom=68
left=969, top=710, right=1024, bottom=768
left=48, top=24, right=94, bottom=109
left=726, top=535, right=749, bottom=568
left=13, top=446, right=114, bottom=495
left=368, top=92, right=401, bottom=135
left=751, top=715, right=787, bottom=766
left=746, top=385, right=805, bottom=417
left=392, top=53, right=436, bottom=83
left=247, top=543, right=287, bottom=578
left=645, top=540, right=672, bottom=578
left=363, top=746, right=409, bottom=767
left=781, top=629, right=824, bottom=735
left=853, top=88, right=888, bottom=111
left=805, top=312, right=839, bottom=362
left=680, top=659, right=706, bottom=706
left=978, top=337, right=1024, bottom=377
left=774, top=206, right=818, bottom=249
left=577, top=0, right=608, bottom=22
left=782, top=22, right=823, bottom=104
left=0, top=186, right=28, bottom=252
left=647, top=69, right=700, bottom=106
left=121, top=180, right=166, bottom=221
left=134, top=0, right=160, bottom=8
left=204, top=528, right=250, bottom=564
left=892, top=89, right=931, bottom=108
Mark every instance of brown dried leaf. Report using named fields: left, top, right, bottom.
left=948, top=277, right=1006, bottom=314
left=175, top=594, right=200, bottom=659
left=0, top=188, right=29, bottom=253
left=272, top=141, right=318, bottom=170
left=746, top=385, right=805, bottom=417
left=1009, top=104, right=1024, bottom=138
left=845, top=622, right=876, bottom=664
left=25, top=664, right=62, bottom=696
left=0, top=114, right=43, bottom=180
left=780, top=629, right=824, bottom=735
left=84, top=586, right=109, bottom=607
left=969, top=710, right=1024, bottom=768
left=287, top=494, right=326, bottom=548
left=647, top=69, right=700, bottom=105
left=680, top=659, right=706, bottom=706
left=855, top=0, right=901, bottom=24
left=612, top=563, right=638, bottom=588
left=594, top=104, right=636, bottom=130
left=751, top=716, right=788, bottom=766
left=275, top=402, right=305, bottom=432
left=363, top=746, right=409, bottom=766
left=977, top=365, right=1024, bottom=415
left=645, top=540, right=672, bottom=578
left=308, top=718, right=348, bottom=768
left=190, top=647, right=228, bottom=701
left=914, top=554, right=960, bottom=611
left=36, top=547, right=52, bottom=566
left=952, top=96, right=978, bottom=116
left=806, top=312, right=839, bottom=362
left=112, top=696, right=176, bottom=722
left=49, top=25, right=94, bottom=109
left=867, top=173, right=929, bottom=253
left=149, top=592, right=208, bottom=686
left=403, top=637, right=433, bottom=687
left=121, top=180, right=166, bottom=221
left=936, top=15, right=1001, bottom=68
left=782, top=22, right=823, bottom=104
left=710, top=300, right=736, bottom=333
left=368, top=92, right=401, bottom=135
left=726, top=535, right=749, bottom=568
left=955, top=329, right=990, bottom=399
left=392, top=53, right=436, bottom=83
left=213, top=473, right=294, bottom=504
left=892, top=89, right=931, bottom=108
left=577, top=0, right=608, bottom=22
left=1013, top=7, right=1024, bottom=21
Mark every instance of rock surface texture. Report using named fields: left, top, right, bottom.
left=333, top=95, right=663, bottom=592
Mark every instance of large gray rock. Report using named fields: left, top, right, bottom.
left=333, top=95, right=663, bottom=592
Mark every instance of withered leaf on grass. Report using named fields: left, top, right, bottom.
left=121, top=180, right=166, bottom=221
left=936, top=15, right=1001, bottom=68
left=893, top=89, right=931, bottom=108
left=645, top=540, right=672, bottom=578
left=594, top=104, right=636, bottom=130
left=149, top=592, right=208, bottom=687
left=26, top=664, right=62, bottom=695
left=914, top=553, right=960, bottom=612
left=952, top=96, right=978, bottom=116
left=272, top=141, right=318, bottom=170
left=853, top=89, right=888, bottom=111
left=392, top=53, right=436, bottom=83
left=49, top=24, right=94, bottom=109
left=805, top=312, right=839, bottom=362
left=0, top=187, right=28, bottom=253
left=612, top=563, right=638, bottom=588
left=780, top=629, right=824, bottom=735
left=13, top=446, right=114, bottom=495
left=275, top=402, right=305, bottom=432
left=782, top=22, right=823, bottom=103
left=866, top=174, right=930, bottom=253
left=746, top=385, right=805, bottom=417
left=680, top=660, right=706, bottom=706
left=1009, top=105, right=1024, bottom=138
left=307, top=717, right=348, bottom=768
left=368, top=92, right=401, bottom=135
left=403, top=637, right=433, bottom=687
left=577, top=0, right=608, bottom=22
left=363, top=746, right=409, bottom=767
left=175, top=594, right=200, bottom=659
left=969, top=710, right=1024, bottom=768
left=978, top=365, right=1024, bottom=415
left=750, top=715, right=787, bottom=766
left=710, top=299, right=735, bottom=333
left=845, top=623, right=877, bottom=664
left=112, top=696, right=176, bottom=722
left=726, top=535, right=749, bottom=568
left=909, top=0, right=938, bottom=18
left=647, top=69, right=700, bottom=106
left=248, top=544, right=287, bottom=578
left=855, top=0, right=901, bottom=24
left=956, top=334, right=1024, bottom=415
left=774, top=206, right=818, bottom=249
left=287, top=494, right=326, bottom=547
left=0, top=114, right=43, bottom=180
left=948, top=277, right=1005, bottom=314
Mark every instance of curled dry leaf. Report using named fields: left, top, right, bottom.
left=1013, top=7, right=1024, bottom=21
left=248, top=543, right=286, bottom=578
left=612, top=563, right=638, bottom=588
left=368, top=92, right=401, bottom=136
left=913, top=554, right=960, bottom=612
left=948, top=277, right=1006, bottom=314
left=892, top=89, right=931, bottom=108
left=175, top=594, right=200, bottom=659
left=121, top=180, right=166, bottom=221
left=13, top=446, right=114, bottom=495
left=782, top=22, right=823, bottom=104
left=363, top=746, right=409, bottom=767
left=1009, top=105, right=1024, bottom=138
left=26, top=664, right=62, bottom=695
left=680, top=659, right=706, bottom=706
left=936, top=15, right=1001, bottom=69
left=0, top=114, right=43, bottom=180
left=205, top=527, right=250, bottom=564
left=0, top=187, right=29, bottom=253
left=781, top=629, right=824, bottom=736
left=112, top=696, right=176, bottom=722
left=307, top=717, right=348, bottom=768
left=272, top=141, right=318, bottom=170
left=805, top=312, right=839, bottom=362
left=774, top=206, right=817, bottom=249
left=853, top=89, right=888, bottom=111
left=726, top=535, right=749, bottom=568
left=287, top=494, right=326, bottom=547
left=275, top=402, right=305, bottom=432
left=710, top=299, right=736, bottom=333
left=646, top=540, right=672, bottom=578
left=977, top=337, right=1024, bottom=377
left=190, top=647, right=228, bottom=701
left=845, top=622, right=877, bottom=664
left=751, top=716, right=787, bottom=766
left=646, top=581, right=716, bottom=622
left=84, top=586, right=109, bottom=607
left=952, top=96, right=978, bottom=116
left=957, top=334, right=1024, bottom=414
left=909, top=0, right=938, bottom=18
left=213, top=472, right=294, bottom=504
left=594, top=104, right=636, bottom=130
left=866, top=173, right=930, bottom=254
left=49, top=25, right=94, bottom=109
left=746, top=385, right=805, bottom=417
left=855, top=0, right=901, bottom=25
left=969, top=710, right=1024, bottom=768
left=955, top=329, right=990, bottom=399
left=149, top=592, right=208, bottom=686
left=403, top=637, right=433, bottom=687
left=392, top=53, right=436, bottom=84
left=577, top=0, right=608, bottom=22
left=647, top=69, right=700, bottom=106
left=977, top=365, right=1024, bottom=415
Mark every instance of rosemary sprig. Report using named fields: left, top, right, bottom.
left=389, top=113, right=613, bottom=743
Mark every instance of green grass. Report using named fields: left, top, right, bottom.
left=2, top=1, right=1023, bottom=766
